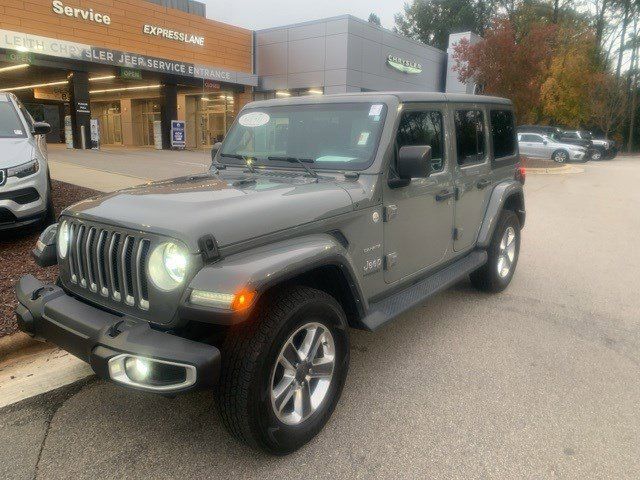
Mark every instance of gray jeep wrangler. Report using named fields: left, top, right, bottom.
left=17, top=92, right=525, bottom=454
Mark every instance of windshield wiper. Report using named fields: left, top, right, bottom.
left=267, top=156, right=318, bottom=178
left=220, top=153, right=256, bottom=173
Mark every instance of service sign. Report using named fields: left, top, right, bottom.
left=171, top=120, right=186, bottom=149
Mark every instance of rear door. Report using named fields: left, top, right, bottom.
left=382, top=104, right=454, bottom=284
left=452, top=106, right=492, bottom=252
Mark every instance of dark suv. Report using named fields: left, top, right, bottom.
left=17, top=92, right=525, bottom=454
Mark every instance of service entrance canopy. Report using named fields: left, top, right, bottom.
left=0, top=29, right=258, bottom=87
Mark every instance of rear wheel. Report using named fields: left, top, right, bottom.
left=217, top=286, right=350, bottom=454
left=590, top=149, right=603, bottom=161
left=471, top=209, right=521, bottom=293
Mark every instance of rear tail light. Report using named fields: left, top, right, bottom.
left=515, top=162, right=526, bottom=185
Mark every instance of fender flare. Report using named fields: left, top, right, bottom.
left=476, top=180, right=525, bottom=248
left=184, top=233, right=365, bottom=323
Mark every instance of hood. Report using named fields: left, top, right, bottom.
left=0, top=138, right=33, bottom=169
left=63, top=173, right=355, bottom=252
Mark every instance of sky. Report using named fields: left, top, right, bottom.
left=201, top=0, right=407, bottom=30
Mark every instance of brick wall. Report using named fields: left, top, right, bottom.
left=0, top=0, right=252, bottom=72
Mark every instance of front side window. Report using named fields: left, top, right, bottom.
left=0, top=101, right=27, bottom=138
left=490, top=110, right=516, bottom=159
left=454, top=110, right=486, bottom=166
left=220, top=102, right=388, bottom=171
left=396, top=110, right=445, bottom=172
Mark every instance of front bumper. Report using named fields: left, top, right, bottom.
left=15, top=275, right=221, bottom=393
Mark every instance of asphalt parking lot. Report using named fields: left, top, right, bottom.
left=1, top=156, right=639, bottom=479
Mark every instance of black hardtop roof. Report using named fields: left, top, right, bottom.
left=247, top=91, right=512, bottom=109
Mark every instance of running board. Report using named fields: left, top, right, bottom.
left=361, top=250, right=487, bottom=331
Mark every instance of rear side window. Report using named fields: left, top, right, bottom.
left=490, top=110, right=516, bottom=159
left=454, top=110, right=486, bottom=166
left=396, top=111, right=445, bottom=172
left=521, top=134, right=543, bottom=143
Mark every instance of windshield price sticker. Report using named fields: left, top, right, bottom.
left=369, top=104, right=383, bottom=117
left=239, top=112, right=270, bottom=128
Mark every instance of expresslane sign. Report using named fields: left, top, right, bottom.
left=143, top=25, right=205, bottom=46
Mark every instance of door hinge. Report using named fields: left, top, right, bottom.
left=453, top=227, right=463, bottom=241
left=383, top=204, right=398, bottom=222
left=384, top=252, right=398, bottom=270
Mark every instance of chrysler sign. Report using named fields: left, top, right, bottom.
left=387, top=54, right=423, bottom=74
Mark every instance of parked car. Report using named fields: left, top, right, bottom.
left=560, top=130, right=617, bottom=160
left=18, top=92, right=525, bottom=454
left=518, top=125, right=593, bottom=150
left=0, top=93, right=53, bottom=231
left=518, top=132, right=588, bottom=163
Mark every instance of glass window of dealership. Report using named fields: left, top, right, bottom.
left=0, top=1, right=467, bottom=150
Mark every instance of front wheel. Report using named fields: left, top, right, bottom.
left=217, top=286, right=350, bottom=454
left=552, top=149, right=569, bottom=163
left=470, top=209, right=521, bottom=293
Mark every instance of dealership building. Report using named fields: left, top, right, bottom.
left=0, top=0, right=470, bottom=150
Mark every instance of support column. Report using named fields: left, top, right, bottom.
left=160, top=83, right=178, bottom=149
left=68, top=71, right=91, bottom=149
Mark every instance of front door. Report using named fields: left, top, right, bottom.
left=383, top=105, right=455, bottom=284
left=452, top=107, right=493, bottom=252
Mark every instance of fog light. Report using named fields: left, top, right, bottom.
left=107, top=354, right=197, bottom=392
left=125, top=357, right=150, bottom=383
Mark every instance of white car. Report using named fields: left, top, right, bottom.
left=0, top=93, right=53, bottom=232
left=517, top=132, right=588, bottom=163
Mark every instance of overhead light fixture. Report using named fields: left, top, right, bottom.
left=275, top=91, right=291, bottom=97
left=0, top=80, right=68, bottom=92
left=90, top=84, right=161, bottom=94
left=0, top=64, right=29, bottom=73
left=308, top=88, right=323, bottom=95
left=89, top=75, right=116, bottom=82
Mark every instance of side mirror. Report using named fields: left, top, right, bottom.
left=397, top=145, right=432, bottom=180
left=210, top=142, right=222, bottom=162
left=543, top=140, right=548, bottom=145
left=32, top=122, right=51, bottom=136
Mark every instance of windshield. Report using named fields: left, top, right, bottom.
left=0, top=101, right=27, bottom=139
left=219, top=102, right=388, bottom=171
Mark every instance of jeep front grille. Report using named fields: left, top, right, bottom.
left=66, top=221, right=151, bottom=310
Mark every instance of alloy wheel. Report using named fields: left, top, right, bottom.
left=497, top=226, right=517, bottom=278
left=554, top=151, right=567, bottom=163
left=270, top=322, right=335, bottom=425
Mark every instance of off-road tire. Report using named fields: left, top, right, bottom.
left=470, top=209, right=520, bottom=293
left=217, top=286, right=350, bottom=455
left=552, top=149, right=569, bottom=163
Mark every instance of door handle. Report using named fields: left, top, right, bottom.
left=476, top=179, right=492, bottom=189
left=436, top=189, right=456, bottom=202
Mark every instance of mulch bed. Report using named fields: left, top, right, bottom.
left=0, top=181, right=98, bottom=338
left=520, top=156, right=565, bottom=169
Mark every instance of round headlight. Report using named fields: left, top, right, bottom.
left=57, top=220, right=69, bottom=259
left=148, top=242, right=189, bottom=291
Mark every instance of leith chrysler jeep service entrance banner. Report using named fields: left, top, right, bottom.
left=0, top=29, right=258, bottom=86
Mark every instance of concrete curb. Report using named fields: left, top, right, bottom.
left=0, top=332, right=45, bottom=361
left=525, top=165, right=584, bottom=175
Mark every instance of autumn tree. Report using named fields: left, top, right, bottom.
left=452, top=18, right=556, bottom=123
left=540, top=30, right=599, bottom=127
